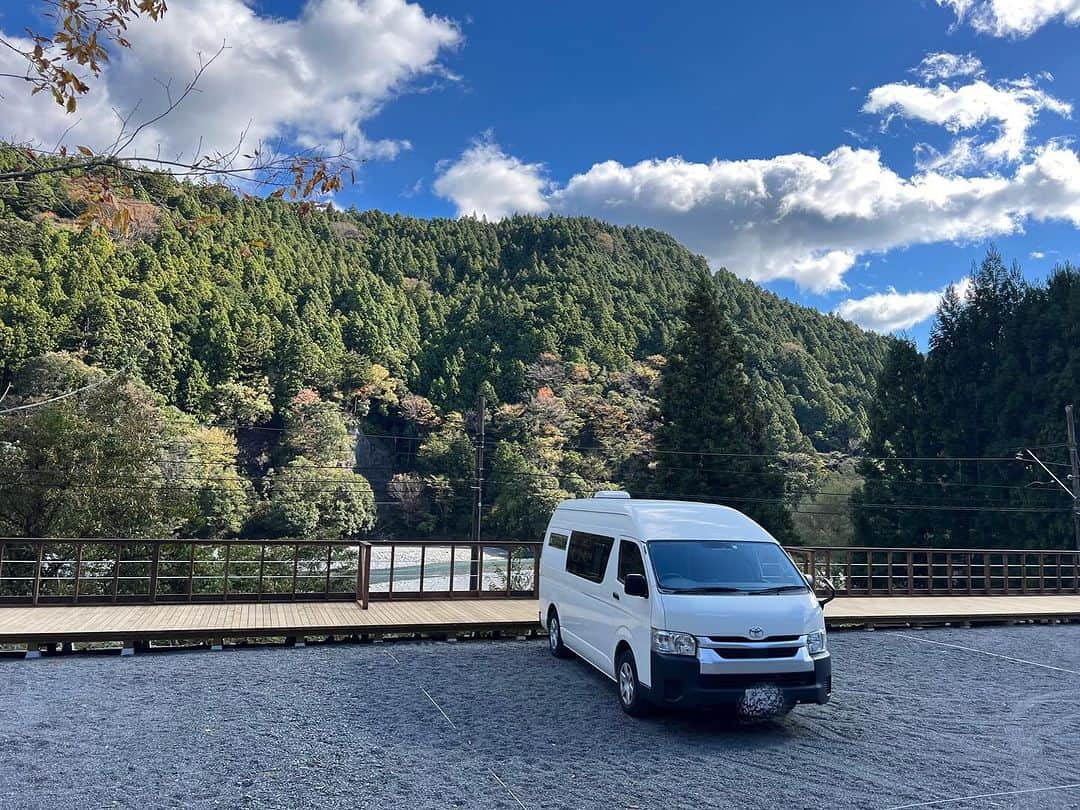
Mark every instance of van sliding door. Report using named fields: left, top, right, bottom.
left=565, top=531, right=616, bottom=669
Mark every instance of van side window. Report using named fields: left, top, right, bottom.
left=566, top=531, right=614, bottom=583
left=617, top=540, right=646, bottom=583
left=548, top=532, right=568, bottom=550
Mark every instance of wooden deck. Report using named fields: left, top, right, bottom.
left=825, top=595, right=1080, bottom=626
left=2, top=595, right=1080, bottom=648
left=0, top=599, right=541, bottom=644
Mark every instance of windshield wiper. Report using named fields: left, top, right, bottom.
left=747, top=584, right=809, bottom=595
left=666, top=586, right=747, bottom=594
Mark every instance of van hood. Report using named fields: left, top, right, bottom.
left=657, top=592, right=822, bottom=638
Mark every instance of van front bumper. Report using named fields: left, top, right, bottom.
left=647, top=651, right=832, bottom=709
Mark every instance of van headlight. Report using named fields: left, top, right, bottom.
left=807, top=630, right=827, bottom=655
left=652, top=629, right=697, bottom=657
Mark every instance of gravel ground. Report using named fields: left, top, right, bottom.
left=3, top=625, right=1080, bottom=809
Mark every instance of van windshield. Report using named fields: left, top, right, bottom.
left=646, top=540, right=808, bottom=594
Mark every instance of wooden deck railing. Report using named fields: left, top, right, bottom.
left=0, top=539, right=543, bottom=607
left=787, top=546, right=1080, bottom=596
left=3, top=539, right=1078, bottom=607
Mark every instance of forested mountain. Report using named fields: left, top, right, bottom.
left=0, top=151, right=890, bottom=540
left=854, top=251, right=1080, bottom=550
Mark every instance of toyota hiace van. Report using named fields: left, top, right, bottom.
left=538, top=492, right=833, bottom=717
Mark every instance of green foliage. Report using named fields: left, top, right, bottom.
left=0, top=162, right=887, bottom=456
left=171, top=422, right=253, bottom=537
left=853, top=250, right=1080, bottom=549
left=210, top=378, right=274, bottom=425
left=0, top=161, right=896, bottom=541
left=652, top=276, right=796, bottom=542
left=487, top=441, right=569, bottom=540
left=261, top=458, right=375, bottom=539
left=0, top=353, right=234, bottom=537
left=281, top=389, right=353, bottom=466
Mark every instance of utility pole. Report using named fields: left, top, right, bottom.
left=1067, top=404, right=1080, bottom=552
left=469, top=394, right=486, bottom=591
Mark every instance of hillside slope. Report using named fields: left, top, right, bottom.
left=0, top=163, right=889, bottom=452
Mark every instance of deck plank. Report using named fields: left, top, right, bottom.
left=3, top=595, right=1080, bottom=645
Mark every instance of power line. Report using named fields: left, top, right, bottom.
left=0, top=371, right=124, bottom=415
left=7, top=467, right=1064, bottom=502
left=1, top=476, right=1068, bottom=514
left=142, top=416, right=1059, bottom=466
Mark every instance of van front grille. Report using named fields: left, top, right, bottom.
left=699, top=671, right=816, bottom=690
left=716, top=647, right=799, bottom=659
left=708, top=634, right=800, bottom=643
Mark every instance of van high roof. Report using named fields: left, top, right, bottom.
left=553, top=496, right=775, bottom=543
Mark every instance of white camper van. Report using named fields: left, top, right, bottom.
left=538, top=492, right=833, bottom=717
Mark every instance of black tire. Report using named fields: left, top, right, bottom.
left=616, top=648, right=650, bottom=717
left=547, top=609, right=570, bottom=658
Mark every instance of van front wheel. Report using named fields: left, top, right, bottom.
left=548, top=610, right=570, bottom=658
left=616, top=649, right=650, bottom=717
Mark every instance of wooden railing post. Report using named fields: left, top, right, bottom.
left=149, top=542, right=160, bottom=603
left=355, top=542, right=371, bottom=609
left=111, top=544, right=121, bottom=603
left=258, top=544, right=266, bottom=599
left=223, top=542, right=232, bottom=600
left=188, top=542, right=196, bottom=601
left=291, top=543, right=299, bottom=600
left=364, top=543, right=372, bottom=608
left=532, top=544, right=542, bottom=597
left=32, top=541, right=44, bottom=606
left=73, top=541, right=83, bottom=603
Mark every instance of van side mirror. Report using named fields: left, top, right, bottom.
left=804, top=573, right=814, bottom=588
left=624, top=574, right=649, bottom=598
left=817, top=578, right=836, bottom=609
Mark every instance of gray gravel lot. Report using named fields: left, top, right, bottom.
left=3, top=625, right=1080, bottom=809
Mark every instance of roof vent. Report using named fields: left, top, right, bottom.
left=595, top=490, right=631, bottom=499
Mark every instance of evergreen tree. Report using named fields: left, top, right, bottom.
left=652, top=276, right=796, bottom=542
left=851, top=338, right=935, bottom=546
left=854, top=250, right=1079, bottom=549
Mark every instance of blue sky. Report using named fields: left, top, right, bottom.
left=4, top=0, right=1080, bottom=344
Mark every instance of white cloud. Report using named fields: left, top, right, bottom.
left=864, top=75, right=1071, bottom=168
left=938, top=0, right=1080, bottom=37
left=836, top=278, right=972, bottom=333
left=435, top=140, right=1080, bottom=293
left=1030, top=250, right=1046, bottom=258
left=914, top=52, right=985, bottom=81
left=432, top=136, right=550, bottom=219
left=0, top=0, right=461, bottom=164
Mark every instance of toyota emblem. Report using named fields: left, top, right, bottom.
left=748, top=627, right=765, bottom=640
